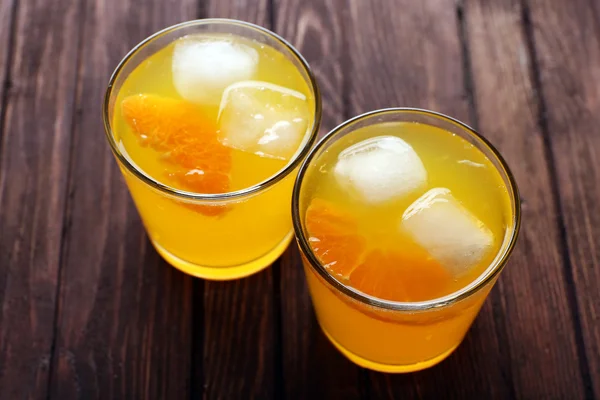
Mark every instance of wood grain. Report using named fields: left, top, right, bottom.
left=48, top=0, right=197, bottom=398
left=345, top=0, right=516, bottom=398
left=201, top=274, right=276, bottom=399
left=274, top=0, right=364, bottom=398
left=526, top=0, right=600, bottom=396
left=197, top=2, right=278, bottom=399
left=346, top=0, right=469, bottom=119
left=205, top=0, right=270, bottom=24
left=464, top=0, right=588, bottom=397
left=0, top=0, right=82, bottom=398
left=0, top=0, right=15, bottom=120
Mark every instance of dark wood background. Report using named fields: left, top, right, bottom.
left=1, top=0, right=599, bottom=398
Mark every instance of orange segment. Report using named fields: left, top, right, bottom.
left=166, top=170, right=230, bottom=194
left=349, top=248, right=452, bottom=302
left=305, top=198, right=366, bottom=278
left=121, top=94, right=232, bottom=216
left=305, top=197, right=452, bottom=302
left=166, top=170, right=229, bottom=217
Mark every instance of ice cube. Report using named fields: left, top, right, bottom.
left=217, top=80, right=310, bottom=160
left=401, top=188, right=494, bottom=275
left=333, top=136, right=427, bottom=204
left=172, top=37, right=259, bottom=105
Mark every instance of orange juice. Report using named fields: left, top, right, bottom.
left=293, top=109, right=519, bottom=372
left=104, top=20, right=319, bottom=279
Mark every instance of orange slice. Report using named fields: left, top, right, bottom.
left=121, top=94, right=232, bottom=216
left=166, top=170, right=229, bottom=217
left=305, top=198, right=452, bottom=301
left=349, top=248, right=451, bottom=302
left=305, top=198, right=366, bottom=278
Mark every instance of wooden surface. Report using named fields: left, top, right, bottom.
left=0, top=0, right=599, bottom=398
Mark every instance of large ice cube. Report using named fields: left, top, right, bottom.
left=172, top=37, right=258, bottom=105
left=401, top=188, right=494, bottom=275
left=217, top=80, right=310, bottom=160
left=333, top=136, right=427, bottom=204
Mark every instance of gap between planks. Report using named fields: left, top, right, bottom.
left=519, top=0, right=594, bottom=397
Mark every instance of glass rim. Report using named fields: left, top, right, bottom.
left=102, top=18, right=322, bottom=202
left=291, top=107, right=522, bottom=312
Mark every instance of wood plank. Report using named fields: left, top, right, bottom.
left=197, top=2, right=278, bottom=399
left=464, top=0, right=588, bottom=397
left=48, top=0, right=197, bottom=398
left=526, top=0, right=600, bottom=396
left=345, top=0, right=516, bottom=398
left=0, top=0, right=16, bottom=119
left=0, top=0, right=82, bottom=398
left=346, top=0, right=469, bottom=120
left=205, top=0, right=270, bottom=23
left=274, top=0, right=364, bottom=398
left=200, top=274, right=276, bottom=398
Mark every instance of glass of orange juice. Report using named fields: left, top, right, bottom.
left=292, top=108, right=520, bottom=372
left=103, top=19, right=321, bottom=280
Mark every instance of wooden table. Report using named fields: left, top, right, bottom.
left=1, top=0, right=599, bottom=398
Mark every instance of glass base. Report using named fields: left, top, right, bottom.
left=151, top=231, right=294, bottom=280
left=321, top=327, right=459, bottom=373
